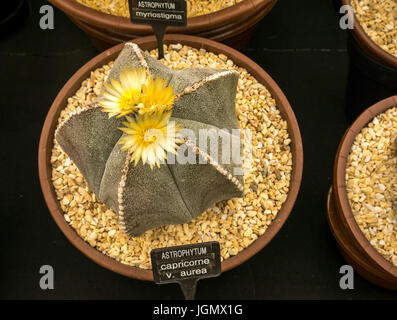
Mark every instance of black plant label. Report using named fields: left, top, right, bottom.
left=128, top=0, right=187, bottom=59
left=128, top=0, right=187, bottom=26
left=151, top=242, right=221, bottom=300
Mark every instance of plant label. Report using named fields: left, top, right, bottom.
left=128, top=0, right=187, bottom=59
left=151, top=241, right=221, bottom=300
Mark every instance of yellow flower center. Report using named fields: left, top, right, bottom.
left=119, top=90, right=140, bottom=110
left=143, top=128, right=161, bottom=145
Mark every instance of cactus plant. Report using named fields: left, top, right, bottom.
left=56, top=43, right=244, bottom=236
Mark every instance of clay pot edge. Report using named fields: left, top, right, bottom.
left=327, top=188, right=397, bottom=289
left=67, top=0, right=275, bottom=46
left=342, top=0, right=397, bottom=69
left=48, top=0, right=277, bottom=34
left=333, top=95, right=397, bottom=281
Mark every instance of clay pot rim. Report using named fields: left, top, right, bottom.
left=334, top=96, right=397, bottom=279
left=69, top=0, right=272, bottom=44
left=48, top=0, right=274, bottom=34
left=38, top=34, right=303, bottom=282
left=342, top=0, right=397, bottom=69
left=327, top=187, right=397, bottom=290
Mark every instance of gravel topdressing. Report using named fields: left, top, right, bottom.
left=346, top=106, right=397, bottom=267
left=351, top=0, right=397, bottom=58
left=76, top=0, right=243, bottom=18
left=51, top=44, right=293, bottom=269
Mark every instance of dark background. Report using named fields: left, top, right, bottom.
left=0, top=0, right=396, bottom=300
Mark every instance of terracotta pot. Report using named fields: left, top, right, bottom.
left=39, top=34, right=303, bottom=281
left=328, top=96, right=397, bottom=290
left=48, top=0, right=277, bottom=50
left=341, top=0, right=397, bottom=69
left=342, top=0, right=397, bottom=123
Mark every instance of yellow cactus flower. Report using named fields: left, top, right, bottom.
left=99, top=67, right=175, bottom=118
left=138, top=74, right=175, bottom=115
left=99, top=67, right=147, bottom=118
left=118, top=112, right=183, bottom=169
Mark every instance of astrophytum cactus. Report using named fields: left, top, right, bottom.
left=56, top=43, right=244, bottom=236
